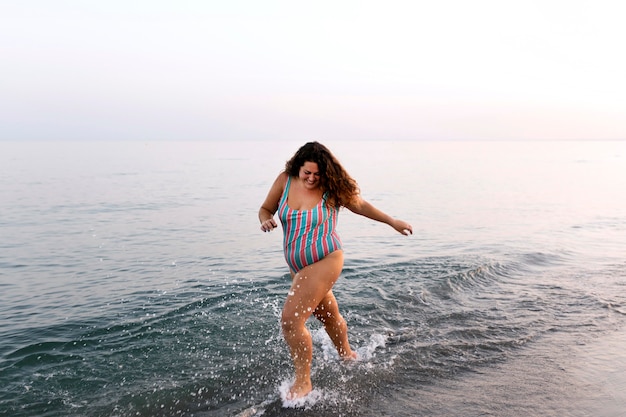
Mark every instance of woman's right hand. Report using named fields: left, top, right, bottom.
left=260, top=218, right=278, bottom=232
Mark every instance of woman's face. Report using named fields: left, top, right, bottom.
left=298, top=161, right=321, bottom=190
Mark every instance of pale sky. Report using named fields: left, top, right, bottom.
left=1, top=0, right=624, bottom=141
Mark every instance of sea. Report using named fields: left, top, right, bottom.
left=0, top=140, right=625, bottom=417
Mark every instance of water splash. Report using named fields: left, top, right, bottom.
left=356, top=333, right=387, bottom=361
left=278, top=379, right=324, bottom=409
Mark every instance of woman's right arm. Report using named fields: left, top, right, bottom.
left=259, top=172, right=286, bottom=232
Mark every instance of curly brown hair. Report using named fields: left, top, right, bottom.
left=285, top=142, right=359, bottom=208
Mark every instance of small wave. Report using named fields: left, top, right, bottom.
left=5, top=340, right=68, bottom=359
left=518, top=251, right=570, bottom=268
left=602, top=300, right=626, bottom=316
left=2, top=334, right=92, bottom=371
left=6, top=351, right=83, bottom=370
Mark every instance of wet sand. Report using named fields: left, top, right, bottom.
left=570, top=328, right=626, bottom=417
left=370, top=327, right=626, bottom=417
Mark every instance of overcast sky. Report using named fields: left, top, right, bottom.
left=1, top=0, right=624, bottom=141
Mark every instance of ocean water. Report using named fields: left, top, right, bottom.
left=0, top=140, right=625, bottom=417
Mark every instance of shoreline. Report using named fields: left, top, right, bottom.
left=368, top=326, right=626, bottom=417
left=570, top=327, right=626, bottom=416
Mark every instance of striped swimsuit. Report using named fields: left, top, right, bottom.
left=278, top=176, right=342, bottom=273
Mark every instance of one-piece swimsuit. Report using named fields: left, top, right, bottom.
left=278, top=176, right=342, bottom=273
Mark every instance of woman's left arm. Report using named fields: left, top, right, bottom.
left=346, top=196, right=413, bottom=236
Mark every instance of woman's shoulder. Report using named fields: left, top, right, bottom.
left=262, top=172, right=289, bottom=210
left=270, top=171, right=289, bottom=191
left=275, top=171, right=289, bottom=185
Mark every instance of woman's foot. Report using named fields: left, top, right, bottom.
left=341, top=350, right=358, bottom=361
left=286, top=378, right=312, bottom=400
left=338, top=346, right=358, bottom=361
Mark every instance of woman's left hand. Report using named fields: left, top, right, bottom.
left=392, top=219, right=413, bottom=236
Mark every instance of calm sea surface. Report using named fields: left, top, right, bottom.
left=1, top=140, right=625, bottom=417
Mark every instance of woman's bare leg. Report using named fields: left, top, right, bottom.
left=314, top=290, right=357, bottom=359
left=281, top=251, right=344, bottom=400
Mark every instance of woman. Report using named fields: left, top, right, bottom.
left=258, top=142, right=412, bottom=400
